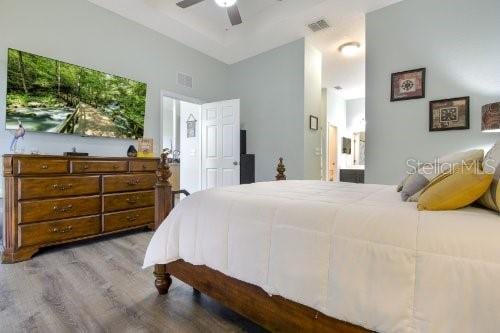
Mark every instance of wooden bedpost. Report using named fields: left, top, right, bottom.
left=154, top=150, right=173, bottom=295
left=155, top=150, right=172, bottom=230
left=276, top=157, right=286, bottom=181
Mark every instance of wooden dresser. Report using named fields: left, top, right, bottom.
left=1, top=154, right=165, bottom=263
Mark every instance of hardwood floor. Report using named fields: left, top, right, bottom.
left=0, top=216, right=266, bottom=332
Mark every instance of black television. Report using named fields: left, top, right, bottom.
left=6, top=48, right=146, bottom=139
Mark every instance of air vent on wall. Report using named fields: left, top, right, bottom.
left=177, top=72, right=193, bottom=88
left=308, top=19, right=330, bottom=32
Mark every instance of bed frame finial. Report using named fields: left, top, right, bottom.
left=276, top=157, right=286, bottom=181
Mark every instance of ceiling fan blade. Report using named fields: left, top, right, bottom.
left=227, top=5, right=242, bottom=26
left=176, top=0, right=205, bottom=9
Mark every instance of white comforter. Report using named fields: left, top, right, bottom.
left=144, top=181, right=500, bottom=333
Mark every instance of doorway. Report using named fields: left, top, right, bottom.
left=327, top=124, right=338, bottom=181
left=160, top=92, right=241, bottom=195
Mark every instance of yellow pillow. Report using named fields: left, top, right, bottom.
left=417, top=163, right=494, bottom=211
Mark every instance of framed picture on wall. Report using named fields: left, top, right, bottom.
left=390, top=68, right=426, bottom=101
left=310, top=115, right=319, bottom=130
left=429, top=97, right=470, bottom=131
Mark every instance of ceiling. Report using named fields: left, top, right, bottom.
left=87, top=0, right=401, bottom=100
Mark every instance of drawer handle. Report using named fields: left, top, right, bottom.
left=126, top=215, right=139, bottom=222
left=53, top=204, right=73, bottom=213
left=127, top=179, right=140, bottom=186
left=82, top=165, right=90, bottom=170
left=126, top=197, right=138, bottom=204
left=142, top=164, right=147, bottom=170
left=113, top=165, right=119, bottom=170
left=52, top=184, right=73, bottom=191
left=41, top=165, right=49, bottom=169
left=50, top=226, right=73, bottom=233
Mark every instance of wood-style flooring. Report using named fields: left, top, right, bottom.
left=0, top=223, right=266, bottom=332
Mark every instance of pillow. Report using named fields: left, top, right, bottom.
left=438, top=148, right=484, bottom=165
left=417, top=163, right=494, bottom=211
left=401, top=173, right=429, bottom=201
left=477, top=141, right=500, bottom=212
left=397, top=175, right=410, bottom=192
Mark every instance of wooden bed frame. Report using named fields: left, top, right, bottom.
left=152, top=156, right=369, bottom=332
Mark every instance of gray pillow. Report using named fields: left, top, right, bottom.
left=397, top=175, right=410, bottom=192
left=401, top=174, right=429, bottom=202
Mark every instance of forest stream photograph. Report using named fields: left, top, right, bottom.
left=6, top=48, right=147, bottom=139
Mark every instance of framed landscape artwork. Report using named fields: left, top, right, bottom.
left=429, top=97, right=470, bottom=132
left=390, top=68, right=426, bottom=101
left=6, top=48, right=146, bottom=139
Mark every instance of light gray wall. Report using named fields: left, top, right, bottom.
left=0, top=0, right=229, bottom=161
left=366, top=0, right=500, bottom=185
left=228, top=39, right=306, bottom=181
left=303, top=40, right=323, bottom=180
left=346, top=98, right=365, bottom=132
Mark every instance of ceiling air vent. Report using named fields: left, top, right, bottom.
left=308, top=19, right=330, bottom=32
left=177, top=72, right=193, bottom=89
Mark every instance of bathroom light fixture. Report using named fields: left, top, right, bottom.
left=214, top=0, right=237, bottom=7
left=339, top=42, right=361, bottom=56
left=482, top=102, right=500, bottom=132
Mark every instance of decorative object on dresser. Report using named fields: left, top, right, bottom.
left=64, top=147, right=89, bottom=157
left=429, top=97, right=470, bottom=131
left=340, top=169, right=365, bottom=184
left=127, top=145, right=138, bottom=157
left=481, top=102, right=500, bottom=132
left=390, top=68, right=426, bottom=101
left=1, top=154, right=167, bottom=263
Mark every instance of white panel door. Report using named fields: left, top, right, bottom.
left=201, top=99, right=240, bottom=189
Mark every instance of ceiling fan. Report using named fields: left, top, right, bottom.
left=176, top=0, right=243, bottom=26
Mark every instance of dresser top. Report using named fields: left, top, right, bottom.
left=3, top=154, right=159, bottom=161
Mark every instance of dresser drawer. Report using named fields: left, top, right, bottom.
left=18, top=176, right=100, bottom=200
left=71, top=160, right=128, bottom=173
left=103, top=190, right=155, bottom=213
left=103, top=207, right=154, bottom=232
left=16, top=159, right=68, bottom=175
left=18, top=195, right=101, bottom=224
left=130, top=160, right=158, bottom=172
left=102, top=174, right=156, bottom=193
left=18, top=215, right=101, bottom=247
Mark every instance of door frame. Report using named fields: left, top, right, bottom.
left=159, top=90, right=205, bottom=151
left=327, top=123, right=338, bottom=181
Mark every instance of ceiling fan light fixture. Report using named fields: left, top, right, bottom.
left=339, top=42, right=361, bottom=57
left=214, top=0, right=237, bottom=8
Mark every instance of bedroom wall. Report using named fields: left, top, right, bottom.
left=228, top=39, right=306, bottom=181
left=366, top=0, right=500, bottom=185
left=346, top=98, right=365, bottom=134
left=303, top=41, right=323, bottom=180
left=0, top=0, right=228, bottom=171
left=325, top=89, right=348, bottom=177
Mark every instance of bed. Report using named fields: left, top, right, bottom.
left=146, top=159, right=500, bottom=332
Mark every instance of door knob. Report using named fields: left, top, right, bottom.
left=233, top=161, right=238, bottom=166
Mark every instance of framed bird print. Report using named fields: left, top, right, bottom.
left=391, top=68, right=426, bottom=102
